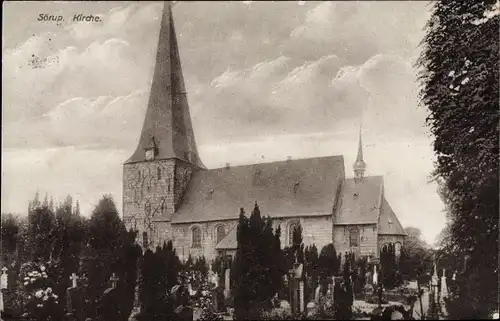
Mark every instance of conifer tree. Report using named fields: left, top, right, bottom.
left=233, top=203, right=283, bottom=319
left=79, top=195, right=137, bottom=320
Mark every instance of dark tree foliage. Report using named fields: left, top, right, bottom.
left=138, top=249, right=174, bottom=321
left=1, top=214, right=20, bottom=265
left=79, top=195, right=138, bottom=320
left=233, top=203, right=284, bottom=320
left=318, top=243, right=340, bottom=280
left=417, top=1, right=498, bottom=317
left=399, top=227, right=434, bottom=281
left=28, top=205, right=56, bottom=262
left=304, top=244, right=319, bottom=301
left=380, top=243, right=397, bottom=289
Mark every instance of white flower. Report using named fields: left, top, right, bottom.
left=454, top=85, right=460, bottom=91
left=53, top=294, right=58, bottom=299
left=24, top=277, right=30, bottom=281
left=461, top=77, right=470, bottom=85
left=28, top=272, right=33, bottom=277
left=30, top=278, right=36, bottom=283
left=37, top=304, right=43, bottom=308
left=469, top=127, right=475, bottom=133
left=35, top=290, right=44, bottom=298
left=43, top=295, right=49, bottom=301
left=448, top=70, right=455, bottom=77
left=45, top=287, right=52, bottom=294
left=40, top=266, right=46, bottom=272
left=23, top=281, right=29, bottom=286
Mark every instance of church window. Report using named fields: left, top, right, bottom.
left=143, top=231, right=148, bottom=247
left=216, top=225, right=226, bottom=245
left=192, top=226, right=201, bottom=248
left=157, top=167, right=161, bottom=180
left=349, top=228, right=359, bottom=247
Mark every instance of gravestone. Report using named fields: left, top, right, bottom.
left=1, top=266, right=7, bottom=313
left=223, top=268, right=231, bottom=300
left=96, top=273, right=121, bottom=321
left=66, top=273, right=85, bottom=321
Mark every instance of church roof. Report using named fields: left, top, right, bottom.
left=215, top=225, right=238, bottom=250
left=125, top=2, right=205, bottom=168
left=378, top=197, right=406, bottom=235
left=170, top=156, right=345, bottom=223
left=335, top=176, right=384, bottom=225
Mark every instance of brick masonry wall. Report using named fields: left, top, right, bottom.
left=333, top=224, right=378, bottom=258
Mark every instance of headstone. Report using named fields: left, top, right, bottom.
left=223, top=269, right=231, bottom=299
left=314, top=285, right=321, bottom=303
left=299, top=280, right=305, bottom=313
left=96, top=274, right=122, bottom=321
left=0, top=266, right=7, bottom=313
left=373, top=265, right=378, bottom=286
left=440, top=268, right=448, bottom=299
left=66, top=273, right=84, bottom=321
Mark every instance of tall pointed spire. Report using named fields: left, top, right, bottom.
left=126, top=1, right=205, bottom=169
left=353, top=125, right=366, bottom=180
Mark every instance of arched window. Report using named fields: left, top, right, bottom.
left=157, top=167, right=161, bottom=180
left=143, top=231, right=148, bottom=247
left=192, top=227, right=201, bottom=248
left=349, top=227, right=359, bottom=247
left=216, top=225, right=226, bottom=245
left=288, top=222, right=298, bottom=246
left=381, top=243, right=389, bottom=253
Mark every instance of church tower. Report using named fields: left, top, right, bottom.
left=123, top=1, right=205, bottom=249
left=353, top=126, right=366, bottom=181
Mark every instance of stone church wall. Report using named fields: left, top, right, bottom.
left=172, top=220, right=238, bottom=262
left=377, top=234, right=405, bottom=257
left=123, top=159, right=193, bottom=248
left=171, top=215, right=333, bottom=262
left=333, top=224, right=378, bottom=258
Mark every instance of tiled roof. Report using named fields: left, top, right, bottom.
left=170, top=156, right=345, bottom=223
left=335, top=176, right=384, bottom=225
left=378, top=197, right=406, bottom=235
left=215, top=225, right=238, bottom=250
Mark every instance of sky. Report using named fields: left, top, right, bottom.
left=2, top=1, right=445, bottom=245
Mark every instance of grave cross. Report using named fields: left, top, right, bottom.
left=70, top=273, right=79, bottom=288
left=110, top=273, right=119, bottom=289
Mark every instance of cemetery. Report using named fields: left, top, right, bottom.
left=0, top=196, right=454, bottom=321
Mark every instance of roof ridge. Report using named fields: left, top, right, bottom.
left=209, top=155, right=344, bottom=171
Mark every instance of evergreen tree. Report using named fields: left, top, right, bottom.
left=233, top=203, right=283, bottom=320
left=417, top=1, right=498, bottom=317
left=138, top=249, right=174, bottom=321
left=1, top=214, right=20, bottom=265
left=318, top=243, right=339, bottom=281
left=79, top=195, right=137, bottom=320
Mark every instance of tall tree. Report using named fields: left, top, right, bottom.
left=417, top=1, right=498, bottom=317
left=79, top=195, right=137, bottom=320
left=233, top=203, right=283, bottom=320
left=399, top=227, right=434, bottom=280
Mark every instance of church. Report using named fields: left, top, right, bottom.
left=122, top=2, right=406, bottom=263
